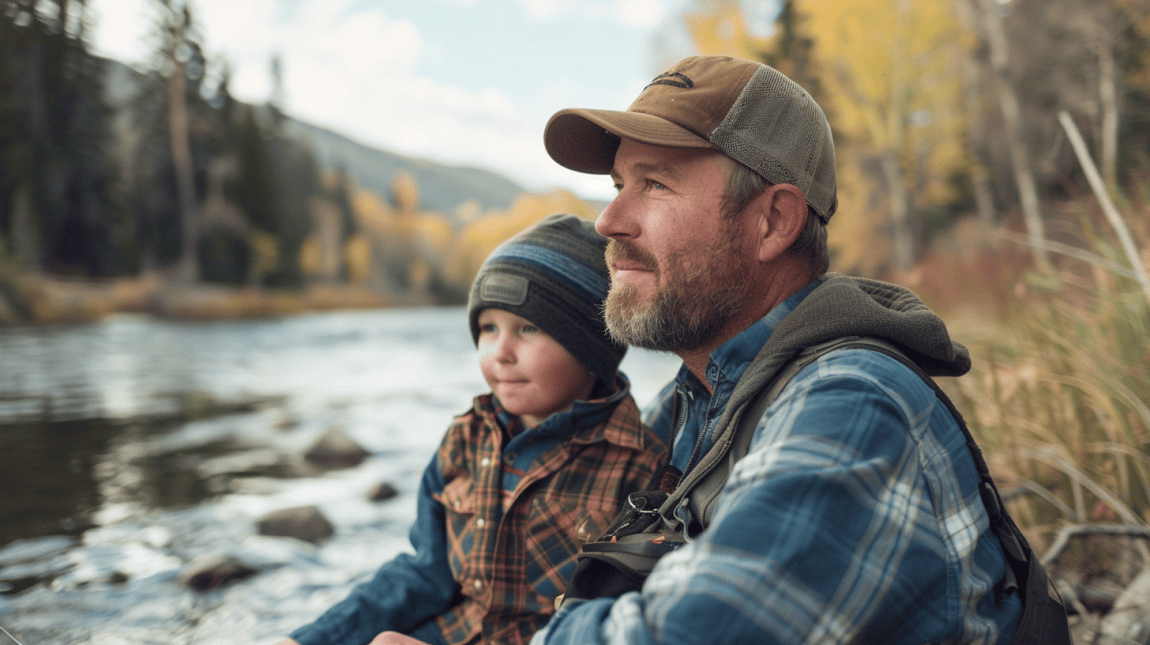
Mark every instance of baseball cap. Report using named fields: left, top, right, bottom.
left=544, top=55, right=837, bottom=223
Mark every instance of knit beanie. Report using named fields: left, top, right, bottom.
left=467, top=213, right=625, bottom=384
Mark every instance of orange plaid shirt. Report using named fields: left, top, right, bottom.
left=434, top=390, right=666, bottom=645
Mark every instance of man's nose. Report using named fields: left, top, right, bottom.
left=595, top=191, right=637, bottom=239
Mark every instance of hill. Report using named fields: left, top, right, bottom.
left=103, top=59, right=526, bottom=219
left=284, top=119, right=524, bottom=216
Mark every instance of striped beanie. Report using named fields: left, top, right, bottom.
left=467, top=213, right=625, bottom=383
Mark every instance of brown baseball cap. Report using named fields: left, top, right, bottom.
left=544, top=55, right=838, bottom=223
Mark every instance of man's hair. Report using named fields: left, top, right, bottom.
left=721, top=156, right=829, bottom=277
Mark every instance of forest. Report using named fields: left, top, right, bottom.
left=2, top=0, right=1150, bottom=639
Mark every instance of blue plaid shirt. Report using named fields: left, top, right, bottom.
left=532, top=284, right=1022, bottom=644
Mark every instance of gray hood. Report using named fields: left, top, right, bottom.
left=729, top=274, right=970, bottom=421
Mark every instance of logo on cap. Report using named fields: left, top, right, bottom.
left=481, top=274, right=529, bottom=306
left=645, top=71, right=693, bottom=91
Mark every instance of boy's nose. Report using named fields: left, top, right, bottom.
left=492, top=336, right=517, bottom=363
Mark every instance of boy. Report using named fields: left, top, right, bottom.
left=279, top=214, right=667, bottom=645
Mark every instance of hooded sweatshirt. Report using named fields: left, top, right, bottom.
left=535, top=275, right=1023, bottom=645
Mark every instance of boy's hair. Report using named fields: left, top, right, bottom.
left=467, top=213, right=625, bottom=384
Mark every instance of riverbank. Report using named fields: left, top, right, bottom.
left=0, top=272, right=419, bottom=327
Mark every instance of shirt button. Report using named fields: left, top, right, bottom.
left=480, top=457, right=491, bottom=467
left=475, top=518, right=485, bottom=528
left=473, top=579, right=483, bottom=592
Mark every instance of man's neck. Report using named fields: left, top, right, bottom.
left=677, top=265, right=813, bottom=393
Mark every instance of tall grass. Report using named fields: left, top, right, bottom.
left=944, top=190, right=1150, bottom=568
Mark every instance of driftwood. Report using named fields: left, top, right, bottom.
left=1042, top=523, right=1150, bottom=568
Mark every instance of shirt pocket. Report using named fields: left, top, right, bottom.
left=436, top=473, right=479, bottom=579
left=523, top=487, right=617, bottom=598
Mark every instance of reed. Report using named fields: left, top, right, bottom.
left=949, top=186, right=1150, bottom=571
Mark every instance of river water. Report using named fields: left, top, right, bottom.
left=0, top=307, right=681, bottom=645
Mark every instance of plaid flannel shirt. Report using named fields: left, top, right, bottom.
left=532, top=279, right=1023, bottom=645
left=289, top=379, right=665, bottom=645
left=433, top=384, right=666, bottom=645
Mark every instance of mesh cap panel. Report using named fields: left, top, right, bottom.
left=709, top=66, right=837, bottom=222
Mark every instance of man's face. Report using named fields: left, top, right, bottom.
left=596, top=138, right=752, bottom=353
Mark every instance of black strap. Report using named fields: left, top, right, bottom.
left=685, top=336, right=1071, bottom=644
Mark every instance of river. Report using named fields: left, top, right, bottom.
left=0, top=307, right=681, bottom=645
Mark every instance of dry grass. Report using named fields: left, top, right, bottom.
left=3, top=272, right=397, bottom=325
left=916, top=191, right=1150, bottom=583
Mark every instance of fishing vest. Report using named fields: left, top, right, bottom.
left=561, top=337, right=1072, bottom=645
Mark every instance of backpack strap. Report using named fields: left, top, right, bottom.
left=687, top=336, right=1070, bottom=645
left=687, top=337, right=857, bottom=529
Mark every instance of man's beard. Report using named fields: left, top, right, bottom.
left=603, top=226, right=749, bottom=353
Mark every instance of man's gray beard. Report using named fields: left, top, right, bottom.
left=603, top=270, right=747, bottom=353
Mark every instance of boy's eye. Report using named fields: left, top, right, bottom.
left=479, top=323, right=498, bottom=334
left=521, top=324, right=538, bottom=334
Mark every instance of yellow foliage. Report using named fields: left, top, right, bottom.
left=249, top=230, right=280, bottom=281
left=684, top=0, right=770, bottom=60
left=446, top=191, right=600, bottom=289
left=683, top=0, right=974, bottom=274
left=416, top=213, right=454, bottom=258
left=344, top=234, right=373, bottom=285
left=827, top=155, right=889, bottom=276
left=392, top=172, right=420, bottom=212
left=353, top=189, right=394, bottom=235
left=299, top=236, right=321, bottom=278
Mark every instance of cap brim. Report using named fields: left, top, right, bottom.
left=544, top=108, right=717, bottom=175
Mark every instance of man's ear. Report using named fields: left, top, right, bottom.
left=753, top=183, right=807, bottom=263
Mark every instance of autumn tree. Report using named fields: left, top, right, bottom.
left=683, top=0, right=970, bottom=275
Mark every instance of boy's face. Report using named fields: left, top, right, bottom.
left=476, top=308, right=597, bottom=429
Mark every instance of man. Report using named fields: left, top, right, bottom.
left=530, top=55, right=1039, bottom=644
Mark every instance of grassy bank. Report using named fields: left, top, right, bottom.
left=0, top=271, right=404, bottom=326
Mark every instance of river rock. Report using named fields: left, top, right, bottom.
left=0, top=535, right=77, bottom=566
left=303, top=426, right=370, bottom=468
left=367, top=482, right=399, bottom=502
left=180, top=553, right=259, bottom=590
left=255, top=506, right=334, bottom=544
left=1099, top=567, right=1150, bottom=644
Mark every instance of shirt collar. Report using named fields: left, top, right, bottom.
left=675, top=277, right=824, bottom=391
left=490, top=372, right=643, bottom=449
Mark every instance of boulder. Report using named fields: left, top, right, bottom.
left=304, top=427, right=370, bottom=468
left=180, top=553, right=259, bottom=590
left=255, top=506, right=334, bottom=544
left=367, top=482, right=399, bottom=502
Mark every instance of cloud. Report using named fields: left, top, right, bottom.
left=86, top=0, right=646, bottom=200
left=616, top=0, right=666, bottom=28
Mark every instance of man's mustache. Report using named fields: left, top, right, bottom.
left=605, top=240, right=658, bottom=274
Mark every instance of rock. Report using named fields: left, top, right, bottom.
left=303, top=427, right=370, bottom=468
left=255, top=506, right=334, bottom=544
left=367, top=482, right=399, bottom=502
left=0, top=536, right=78, bottom=566
left=180, top=553, right=259, bottom=590
left=1100, top=567, right=1150, bottom=644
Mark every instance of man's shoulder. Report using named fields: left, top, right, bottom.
left=783, top=343, right=938, bottom=398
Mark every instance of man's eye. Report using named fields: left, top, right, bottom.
left=651, top=180, right=667, bottom=191
left=613, top=182, right=623, bottom=193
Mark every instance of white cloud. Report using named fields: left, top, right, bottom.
left=616, top=0, right=666, bottom=29
left=516, top=0, right=571, bottom=20
left=86, top=0, right=660, bottom=200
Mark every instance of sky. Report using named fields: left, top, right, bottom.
left=86, top=0, right=724, bottom=202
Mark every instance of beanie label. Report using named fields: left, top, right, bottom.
left=480, top=274, right=529, bottom=306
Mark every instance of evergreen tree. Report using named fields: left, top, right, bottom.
left=0, top=0, right=127, bottom=276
